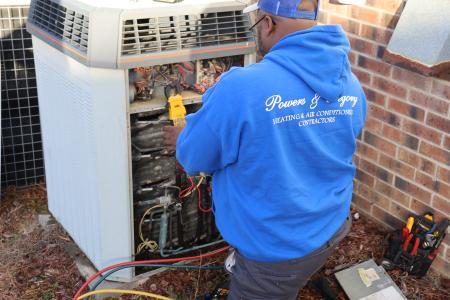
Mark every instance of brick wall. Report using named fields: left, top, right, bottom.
left=320, top=0, right=450, bottom=276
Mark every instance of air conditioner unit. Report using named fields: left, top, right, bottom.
left=27, top=0, right=256, bottom=282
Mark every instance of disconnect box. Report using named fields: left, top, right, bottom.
left=27, top=0, right=256, bottom=281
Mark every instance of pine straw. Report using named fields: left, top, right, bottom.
left=0, top=185, right=448, bottom=299
left=0, top=184, right=83, bottom=300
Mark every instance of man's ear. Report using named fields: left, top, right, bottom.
left=265, top=15, right=276, bottom=34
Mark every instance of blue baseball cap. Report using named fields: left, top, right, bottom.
left=243, top=0, right=320, bottom=20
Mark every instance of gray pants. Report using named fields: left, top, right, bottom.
left=228, top=216, right=352, bottom=300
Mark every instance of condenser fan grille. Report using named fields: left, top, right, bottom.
left=29, top=0, right=89, bottom=53
left=121, top=10, right=253, bottom=56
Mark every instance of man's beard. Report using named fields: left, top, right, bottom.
left=256, top=28, right=267, bottom=57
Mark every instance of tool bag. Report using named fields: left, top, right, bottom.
left=383, top=212, right=449, bottom=277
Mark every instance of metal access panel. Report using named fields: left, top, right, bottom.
left=0, top=0, right=45, bottom=187
left=335, top=259, right=406, bottom=300
left=32, top=36, right=133, bottom=281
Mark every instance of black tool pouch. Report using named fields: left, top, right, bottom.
left=383, top=215, right=449, bottom=277
left=384, top=230, right=404, bottom=262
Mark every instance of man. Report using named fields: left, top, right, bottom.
left=164, top=0, right=367, bottom=298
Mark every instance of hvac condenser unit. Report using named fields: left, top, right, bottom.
left=27, top=0, right=255, bottom=281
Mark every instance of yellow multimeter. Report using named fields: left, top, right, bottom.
left=165, top=82, right=186, bottom=128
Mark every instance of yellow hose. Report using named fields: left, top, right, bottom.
left=76, top=288, right=174, bottom=300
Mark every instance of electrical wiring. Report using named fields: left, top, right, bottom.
left=177, top=173, right=211, bottom=212
left=179, top=175, right=204, bottom=198
left=131, top=58, right=235, bottom=101
left=137, top=175, right=210, bottom=256
left=137, top=204, right=165, bottom=254
left=76, top=289, right=173, bottom=300
left=73, top=246, right=230, bottom=299
left=193, top=252, right=203, bottom=298
left=91, top=264, right=223, bottom=291
left=178, top=174, right=195, bottom=197
left=136, top=239, right=159, bottom=256
left=175, top=163, right=210, bottom=211
left=175, top=163, right=186, bottom=172
left=177, top=173, right=212, bottom=212
left=196, top=182, right=212, bottom=213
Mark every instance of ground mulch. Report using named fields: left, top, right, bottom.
left=0, top=184, right=83, bottom=299
left=127, top=212, right=450, bottom=300
left=0, top=185, right=449, bottom=299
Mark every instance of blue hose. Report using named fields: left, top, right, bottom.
left=91, top=263, right=224, bottom=291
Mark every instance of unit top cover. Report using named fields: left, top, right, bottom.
left=27, top=0, right=256, bottom=69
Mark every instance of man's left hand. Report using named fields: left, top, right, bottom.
left=163, top=126, right=183, bottom=152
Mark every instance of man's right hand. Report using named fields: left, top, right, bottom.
left=163, top=126, right=183, bottom=152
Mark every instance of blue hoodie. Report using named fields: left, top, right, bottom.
left=176, top=25, right=367, bottom=262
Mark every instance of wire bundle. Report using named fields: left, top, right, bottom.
left=178, top=175, right=212, bottom=213
left=136, top=173, right=213, bottom=255
left=136, top=204, right=165, bottom=254
left=73, top=246, right=230, bottom=300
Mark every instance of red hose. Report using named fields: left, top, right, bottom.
left=72, top=245, right=229, bottom=300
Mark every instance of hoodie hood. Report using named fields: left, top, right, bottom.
left=265, top=25, right=351, bottom=102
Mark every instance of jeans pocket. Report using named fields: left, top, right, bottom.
left=253, top=271, right=297, bottom=280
